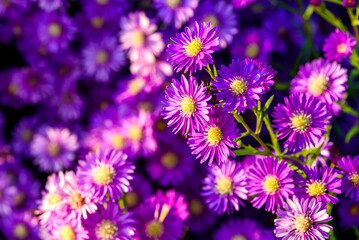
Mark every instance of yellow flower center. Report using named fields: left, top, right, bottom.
left=96, top=220, right=118, bottom=240
left=203, top=14, right=219, bottom=28
left=93, top=164, right=115, bottom=185
left=349, top=173, right=359, bottom=186
left=156, top=120, right=167, bottom=131
left=138, top=101, right=153, bottom=111
left=13, top=223, right=28, bottom=240
left=230, top=77, right=248, bottom=95
left=47, top=142, right=61, bottom=157
left=111, top=134, right=125, bottom=150
left=206, top=126, right=223, bottom=146
left=161, top=152, right=179, bottom=169
left=128, top=78, right=145, bottom=94
left=145, top=220, right=164, bottom=238
left=68, top=191, right=84, bottom=209
left=231, top=235, right=247, bottom=240
left=307, top=181, right=326, bottom=197
left=131, top=30, right=145, bottom=47
left=60, top=225, right=76, bottom=240
left=96, top=0, right=108, bottom=5
left=337, top=43, right=347, bottom=53
left=294, top=215, right=311, bottom=233
left=8, top=83, right=18, bottom=95
left=189, top=199, right=203, bottom=216
left=14, top=192, right=26, bottom=206
left=47, top=193, right=62, bottom=205
left=180, top=96, right=196, bottom=116
left=21, top=128, right=33, bottom=142
left=216, top=176, right=233, bottom=195
left=48, top=23, right=62, bottom=37
left=128, top=125, right=143, bottom=141
left=125, top=191, right=139, bottom=208
left=290, top=113, right=311, bottom=133
left=263, top=176, right=280, bottom=195
left=308, top=73, right=329, bottom=96
left=185, top=38, right=203, bottom=57
left=91, top=17, right=104, bottom=29
left=96, top=50, right=109, bottom=64
left=166, top=0, right=181, bottom=8
left=350, top=205, right=359, bottom=216
left=245, top=43, right=259, bottom=58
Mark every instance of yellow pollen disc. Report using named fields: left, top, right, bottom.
left=189, top=199, right=203, bottom=216
left=12, top=25, right=22, bottom=36
left=294, top=215, right=311, bottom=233
left=131, top=30, right=146, bottom=47
left=206, top=126, right=223, bottom=146
left=21, top=128, right=33, bottom=142
left=47, top=193, right=62, bottom=205
left=350, top=205, right=359, bottom=216
left=156, top=120, right=167, bottom=131
left=307, top=181, right=326, bottom=197
left=60, top=225, right=76, bottom=240
left=263, top=176, right=280, bottom=195
left=96, top=220, right=118, bottom=239
left=125, top=191, right=139, bottom=208
left=96, top=50, right=109, bottom=64
left=230, top=78, right=248, bottom=95
left=111, top=134, right=125, bottom=150
left=92, top=164, right=115, bottom=185
left=128, top=78, right=145, bottom=94
left=166, top=0, right=181, bottom=8
left=128, top=125, right=143, bottom=141
left=139, top=101, right=153, bottom=111
left=337, top=43, right=347, bottom=53
left=161, top=152, right=179, bottom=169
left=14, top=192, right=26, bottom=206
left=145, top=220, right=164, bottom=238
left=13, top=223, right=29, bottom=239
left=96, top=0, right=109, bottom=5
left=47, top=142, right=61, bottom=157
left=216, top=176, right=233, bottom=195
left=203, top=15, right=219, bottom=28
left=91, top=17, right=104, bottom=29
left=245, top=43, right=259, bottom=58
left=231, top=235, right=247, bottom=240
left=48, top=23, right=62, bottom=37
left=180, top=96, right=196, bottom=116
left=308, top=73, right=329, bottom=96
left=68, top=191, right=84, bottom=209
left=349, top=173, right=359, bottom=186
left=8, top=84, right=18, bottom=95
left=185, top=38, right=203, bottom=57
left=290, top=113, right=311, bottom=133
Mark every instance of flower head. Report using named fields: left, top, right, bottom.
left=338, top=155, right=359, bottom=201
left=343, top=0, right=357, bottom=7
left=323, top=29, right=356, bottom=62
left=232, top=0, right=256, bottom=9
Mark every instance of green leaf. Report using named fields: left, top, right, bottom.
left=353, top=226, right=359, bottom=239
left=233, top=145, right=267, bottom=156
left=263, top=95, right=275, bottom=114
left=337, top=101, right=359, bottom=118
left=350, top=50, right=359, bottom=70
left=345, top=124, right=359, bottom=143
left=274, top=82, right=290, bottom=90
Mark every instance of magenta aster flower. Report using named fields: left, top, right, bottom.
left=338, top=155, right=359, bottom=201
left=188, top=106, right=239, bottom=166
left=290, top=58, right=348, bottom=116
left=167, top=21, right=219, bottom=75
left=232, top=0, right=256, bottom=9
left=323, top=29, right=356, bottom=62
left=36, top=0, right=67, bottom=12
left=244, top=58, right=276, bottom=91
left=201, top=159, right=248, bottom=214
left=162, top=75, right=211, bottom=136
left=274, top=196, right=333, bottom=240
left=83, top=202, right=135, bottom=240
left=77, top=149, right=135, bottom=203
left=2, top=211, right=39, bottom=240
left=213, top=58, right=266, bottom=113
left=247, top=157, right=295, bottom=213
left=272, top=93, right=331, bottom=152
left=52, top=218, right=89, bottom=240
left=0, top=172, right=16, bottom=215
left=154, top=0, right=199, bottom=29
left=295, top=165, right=342, bottom=204
left=343, top=0, right=357, bottom=7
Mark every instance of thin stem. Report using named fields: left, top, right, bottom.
left=347, top=8, right=359, bottom=43
left=263, top=115, right=282, bottom=156
left=325, top=0, right=343, bottom=4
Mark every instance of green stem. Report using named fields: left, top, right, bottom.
left=347, top=8, right=359, bottom=43
left=263, top=115, right=282, bottom=156
left=324, top=0, right=343, bottom=4
left=314, top=4, right=347, bottom=31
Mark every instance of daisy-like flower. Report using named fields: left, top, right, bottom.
left=295, top=165, right=342, bottom=204
left=83, top=37, right=126, bottom=82
left=83, top=202, right=135, bottom=240
left=271, top=93, right=331, bottom=152
left=213, top=58, right=266, bottom=113
left=188, top=106, right=239, bottom=166
left=154, top=0, right=199, bottom=29
left=232, top=0, right=256, bottom=9
left=290, top=58, right=348, bottom=116
left=337, top=198, right=359, bottom=228
left=274, top=196, right=333, bottom=240
left=124, top=174, right=153, bottom=210
left=162, top=75, right=211, bottom=136
left=36, top=0, right=67, bottom=12
left=77, top=148, right=135, bottom=203
left=12, top=117, right=39, bottom=157
left=338, top=155, right=359, bottom=201
left=52, top=218, right=89, bottom=240
left=31, top=127, right=79, bottom=172
left=0, top=172, right=16, bottom=215
left=244, top=58, right=276, bottom=91
left=167, top=21, right=219, bottom=75
left=323, top=29, right=356, bottom=62
left=120, top=11, right=164, bottom=63
left=343, top=0, right=356, bottom=7
left=201, top=159, right=248, bottom=214
left=2, top=211, right=39, bottom=240
left=82, top=0, right=128, bottom=21
left=247, top=157, right=295, bottom=213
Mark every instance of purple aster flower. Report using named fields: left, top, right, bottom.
left=337, top=198, right=359, bottom=228
left=310, top=137, right=334, bottom=167
left=120, top=11, right=164, bottom=63
left=323, top=29, right=356, bottom=62
left=188, top=106, right=239, bottom=166
left=0, top=0, right=29, bottom=18
left=77, top=148, right=135, bottom=203
left=247, top=157, right=295, bottom=213
left=76, top=13, right=117, bottom=41
left=52, top=53, right=82, bottom=82
left=2, top=211, right=39, bottom=240
left=167, top=21, right=219, bottom=75
left=274, top=196, right=333, bottom=240
left=214, top=218, right=274, bottom=240
left=0, top=68, right=24, bottom=108
left=290, top=58, right=348, bottom=116
left=343, top=0, right=357, bottom=7
left=12, top=117, right=39, bottom=157
left=295, top=165, right=342, bottom=204
left=272, top=93, right=331, bottom=152
left=201, top=159, right=248, bottom=214
left=82, top=0, right=128, bottom=21
left=82, top=37, right=126, bottom=82
left=115, top=75, right=147, bottom=104
left=244, top=58, right=277, bottom=91
left=35, top=0, right=67, bottom=12
left=83, top=202, right=135, bottom=240
left=213, top=58, right=266, bottom=113
left=52, top=218, right=89, bottom=240
left=31, top=127, right=79, bottom=172
left=338, top=155, right=359, bottom=201
left=124, top=173, right=153, bottom=210
left=154, top=0, right=199, bottom=29
left=232, top=0, right=256, bottom=9
left=162, top=75, right=211, bottom=136
left=0, top=171, right=17, bottom=215
left=193, top=0, right=238, bottom=49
